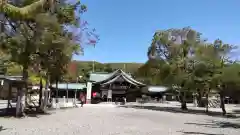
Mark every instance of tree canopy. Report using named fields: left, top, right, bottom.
left=137, top=27, right=240, bottom=113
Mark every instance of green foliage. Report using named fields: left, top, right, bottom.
left=142, top=27, right=239, bottom=111
left=75, top=61, right=143, bottom=78
left=33, top=13, right=80, bottom=82
left=104, top=64, right=114, bottom=73
left=0, top=50, right=10, bottom=75
left=29, top=74, right=46, bottom=85
left=0, top=0, right=52, bottom=20
left=135, top=59, right=166, bottom=85
left=145, top=27, right=237, bottom=89
left=221, top=63, right=240, bottom=84
left=6, top=62, right=22, bottom=75
left=0, top=0, right=89, bottom=85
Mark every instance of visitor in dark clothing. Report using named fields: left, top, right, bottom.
left=80, top=94, right=85, bottom=107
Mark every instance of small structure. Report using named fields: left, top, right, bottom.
left=88, top=69, right=146, bottom=103
left=142, top=86, right=168, bottom=93
left=51, top=83, right=86, bottom=99
left=141, top=86, right=169, bottom=102
left=0, top=75, right=26, bottom=117
left=0, top=75, right=23, bottom=100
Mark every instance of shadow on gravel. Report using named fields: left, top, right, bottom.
left=59, top=107, right=78, bottom=110
left=26, top=107, right=79, bottom=117
left=233, top=109, right=240, bottom=114
left=120, top=105, right=239, bottom=119
left=0, top=108, right=16, bottom=117
left=178, top=131, right=224, bottom=135
left=25, top=110, right=53, bottom=118
left=0, top=108, right=54, bottom=118
left=185, top=120, right=240, bottom=129
left=0, top=126, right=7, bottom=132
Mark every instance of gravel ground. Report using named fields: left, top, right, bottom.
left=1, top=106, right=240, bottom=135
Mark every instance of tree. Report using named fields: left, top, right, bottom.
left=0, top=0, right=97, bottom=115
left=135, top=59, right=170, bottom=85
left=103, top=64, right=113, bottom=73
left=207, top=40, right=236, bottom=115
left=0, top=50, right=9, bottom=75
left=146, top=27, right=200, bottom=110
left=0, top=0, right=56, bottom=19
left=147, top=27, right=239, bottom=114
left=148, top=27, right=200, bottom=60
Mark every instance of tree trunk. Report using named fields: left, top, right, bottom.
left=43, top=90, right=48, bottom=111
left=39, top=74, right=43, bottom=109
left=180, top=91, right=188, bottom=110
left=206, top=92, right=209, bottom=113
left=16, top=65, right=28, bottom=117
left=45, top=74, right=50, bottom=106
left=49, top=75, right=53, bottom=106
left=220, top=91, right=226, bottom=115
left=197, top=89, right=205, bottom=107
left=181, top=101, right=187, bottom=110
left=0, top=80, right=3, bottom=99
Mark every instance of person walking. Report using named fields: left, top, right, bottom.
left=80, top=94, right=85, bottom=107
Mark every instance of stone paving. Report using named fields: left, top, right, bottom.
left=1, top=105, right=240, bottom=135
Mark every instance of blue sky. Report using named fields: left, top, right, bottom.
left=74, top=0, right=240, bottom=63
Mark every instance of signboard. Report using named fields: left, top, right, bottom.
left=112, top=85, right=128, bottom=89
left=1, top=80, right=4, bottom=86
left=86, top=82, right=92, bottom=100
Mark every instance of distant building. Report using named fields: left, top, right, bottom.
left=50, top=69, right=169, bottom=103
left=51, top=83, right=86, bottom=98
left=88, top=69, right=145, bottom=103
left=88, top=69, right=169, bottom=103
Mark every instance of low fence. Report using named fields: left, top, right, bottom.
left=51, top=97, right=80, bottom=108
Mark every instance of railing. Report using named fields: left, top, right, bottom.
left=208, top=99, right=220, bottom=108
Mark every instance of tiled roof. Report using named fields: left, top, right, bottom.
left=90, top=69, right=145, bottom=86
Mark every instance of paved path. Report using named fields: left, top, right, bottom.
left=1, top=106, right=239, bottom=135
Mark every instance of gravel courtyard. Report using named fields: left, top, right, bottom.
left=1, top=106, right=239, bottom=135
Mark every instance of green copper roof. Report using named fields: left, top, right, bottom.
left=89, top=72, right=111, bottom=82
left=51, top=83, right=86, bottom=90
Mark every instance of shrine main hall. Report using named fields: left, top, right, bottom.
left=87, top=69, right=146, bottom=103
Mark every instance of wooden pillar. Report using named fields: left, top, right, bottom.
left=0, top=80, right=4, bottom=99
left=73, top=90, right=77, bottom=106
left=66, top=82, right=68, bottom=103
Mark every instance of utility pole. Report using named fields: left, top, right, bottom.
left=92, top=60, right=95, bottom=72
left=123, top=64, right=126, bottom=72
